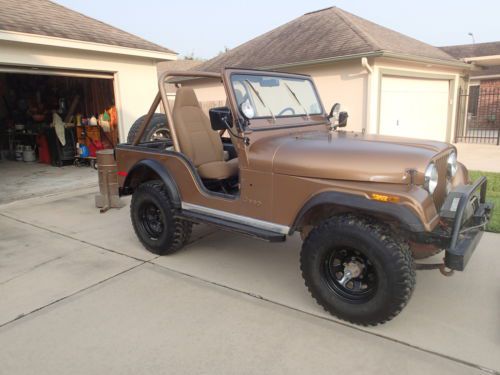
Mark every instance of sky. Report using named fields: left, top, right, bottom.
left=55, top=0, right=499, bottom=60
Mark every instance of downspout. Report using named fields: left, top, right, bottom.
left=361, top=57, right=373, bottom=134
left=361, top=57, right=373, bottom=74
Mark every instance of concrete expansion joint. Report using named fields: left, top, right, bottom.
left=0, top=212, right=497, bottom=375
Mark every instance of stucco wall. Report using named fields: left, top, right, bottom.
left=0, top=40, right=166, bottom=142
left=282, top=61, right=369, bottom=133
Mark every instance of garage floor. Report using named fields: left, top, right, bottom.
left=0, top=189, right=498, bottom=374
left=0, top=160, right=98, bottom=204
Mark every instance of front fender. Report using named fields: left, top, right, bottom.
left=290, top=191, right=425, bottom=234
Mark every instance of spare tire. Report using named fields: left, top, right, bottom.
left=127, top=113, right=170, bottom=143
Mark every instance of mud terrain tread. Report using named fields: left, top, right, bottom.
left=131, top=180, right=191, bottom=255
left=127, top=113, right=168, bottom=143
left=300, top=214, right=415, bottom=326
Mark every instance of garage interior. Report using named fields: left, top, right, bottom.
left=0, top=70, right=119, bottom=204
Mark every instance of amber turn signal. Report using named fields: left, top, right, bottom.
left=370, top=193, right=400, bottom=203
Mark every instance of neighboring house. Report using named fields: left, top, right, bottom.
left=0, top=0, right=176, bottom=141
left=440, top=42, right=500, bottom=144
left=441, top=42, right=500, bottom=89
left=195, top=7, right=471, bottom=142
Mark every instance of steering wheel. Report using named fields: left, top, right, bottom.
left=278, top=107, right=295, bottom=116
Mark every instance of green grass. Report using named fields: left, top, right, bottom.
left=469, top=170, right=500, bottom=233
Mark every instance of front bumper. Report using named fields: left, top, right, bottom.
left=440, top=176, right=493, bottom=271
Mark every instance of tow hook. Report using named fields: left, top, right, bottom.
left=415, top=260, right=454, bottom=277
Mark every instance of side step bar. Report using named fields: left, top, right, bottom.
left=177, top=210, right=286, bottom=242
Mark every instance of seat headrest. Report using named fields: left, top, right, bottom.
left=174, top=87, right=200, bottom=108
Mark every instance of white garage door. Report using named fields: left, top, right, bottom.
left=379, top=76, right=450, bottom=141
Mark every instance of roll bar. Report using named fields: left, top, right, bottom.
left=132, top=71, right=223, bottom=151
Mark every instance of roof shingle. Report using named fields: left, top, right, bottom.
left=0, top=0, right=175, bottom=54
left=440, top=42, right=500, bottom=59
left=440, top=42, right=500, bottom=77
left=197, top=6, right=456, bottom=72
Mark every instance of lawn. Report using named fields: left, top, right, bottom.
left=469, top=170, right=500, bottom=233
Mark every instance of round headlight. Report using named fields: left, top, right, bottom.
left=424, top=163, right=438, bottom=194
left=447, top=151, right=457, bottom=178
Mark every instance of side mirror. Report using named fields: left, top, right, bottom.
left=338, top=111, right=348, bottom=128
left=328, top=103, right=348, bottom=129
left=209, top=107, right=232, bottom=131
left=328, top=103, right=341, bottom=120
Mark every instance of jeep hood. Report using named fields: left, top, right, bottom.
left=250, top=130, right=452, bottom=183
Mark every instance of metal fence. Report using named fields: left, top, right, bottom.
left=455, top=86, right=500, bottom=145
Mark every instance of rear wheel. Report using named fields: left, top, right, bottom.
left=130, top=180, right=191, bottom=255
left=301, top=215, right=415, bottom=326
left=127, top=113, right=170, bottom=143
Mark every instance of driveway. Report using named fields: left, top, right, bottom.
left=0, top=188, right=498, bottom=375
left=455, top=143, right=500, bottom=173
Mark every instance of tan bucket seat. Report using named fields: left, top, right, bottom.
left=173, top=87, right=239, bottom=180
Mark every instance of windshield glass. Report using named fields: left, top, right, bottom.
left=231, top=74, right=323, bottom=120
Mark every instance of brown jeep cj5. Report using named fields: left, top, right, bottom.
left=115, top=69, right=492, bottom=326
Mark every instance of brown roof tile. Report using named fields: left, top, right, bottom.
left=198, top=6, right=456, bottom=72
left=0, top=0, right=175, bottom=54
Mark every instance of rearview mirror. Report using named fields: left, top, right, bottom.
left=240, top=100, right=255, bottom=119
left=209, top=107, right=232, bottom=131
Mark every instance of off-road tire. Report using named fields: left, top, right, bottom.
left=130, top=180, right=191, bottom=255
left=300, top=215, right=415, bottom=326
left=127, top=113, right=170, bottom=143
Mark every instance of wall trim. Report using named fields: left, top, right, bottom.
left=0, top=30, right=177, bottom=61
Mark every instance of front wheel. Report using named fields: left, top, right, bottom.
left=300, top=215, right=415, bottom=326
left=130, top=180, right=192, bottom=255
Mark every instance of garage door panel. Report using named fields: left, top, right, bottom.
left=380, top=77, right=449, bottom=141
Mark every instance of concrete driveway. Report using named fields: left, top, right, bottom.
left=0, top=188, right=498, bottom=375
left=455, top=143, right=500, bottom=172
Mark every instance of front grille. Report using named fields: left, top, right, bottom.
left=433, top=152, right=450, bottom=210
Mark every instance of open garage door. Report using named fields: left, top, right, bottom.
left=0, top=68, right=118, bottom=204
left=379, top=76, right=450, bottom=141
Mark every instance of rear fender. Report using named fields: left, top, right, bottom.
left=123, top=159, right=181, bottom=208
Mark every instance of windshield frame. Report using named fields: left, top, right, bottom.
left=227, top=70, right=327, bottom=131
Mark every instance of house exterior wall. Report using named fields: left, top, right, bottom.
left=0, top=40, right=170, bottom=141
left=470, top=79, right=500, bottom=130
left=280, top=61, right=369, bottom=133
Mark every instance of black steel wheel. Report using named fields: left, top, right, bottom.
left=138, top=202, right=164, bottom=240
left=130, top=180, right=191, bottom=255
left=301, top=215, right=415, bottom=326
left=323, top=247, right=378, bottom=302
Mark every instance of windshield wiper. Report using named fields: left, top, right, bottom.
left=244, top=79, right=276, bottom=122
left=284, top=83, right=309, bottom=119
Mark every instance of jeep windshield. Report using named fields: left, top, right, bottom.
left=230, top=73, right=324, bottom=128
